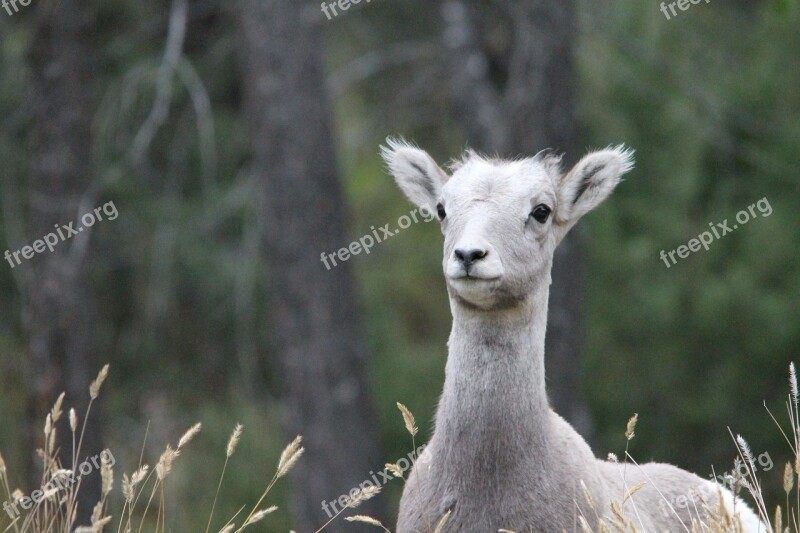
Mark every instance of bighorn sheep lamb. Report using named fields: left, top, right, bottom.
left=381, top=138, right=764, bottom=533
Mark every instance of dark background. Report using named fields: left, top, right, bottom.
left=0, top=0, right=798, bottom=531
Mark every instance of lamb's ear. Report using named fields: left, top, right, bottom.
left=555, top=145, right=634, bottom=228
left=380, top=137, right=449, bottom=212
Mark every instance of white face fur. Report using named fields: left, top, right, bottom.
left=381, top=138, right=634, bottom=311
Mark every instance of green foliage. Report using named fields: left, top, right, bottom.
left=1, top=0, right=798, bottom=529
left=578, top=1, right=800, bottom=502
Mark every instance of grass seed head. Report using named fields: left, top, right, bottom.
left=243, top=506, right=278, bottom=527
left=346, top=485, right=381, bottom=509
left=433, top=509, right=451, bottom=533
left=277, top=435, right=304, bottom=478
left=93, top=515, right=113, bottom=530
left=89, top=364, right=110, bottom=400
left=625, top=413, right=638, bottom=441
left=397, top=402, right=418, bottom=437
left=156, top=445, right=179, bottom=480
left=124, top=466, right=148, bottom=501
left=48, top=427, right=57, bottom=455
left=101, top=452, right=114, bottom=496
left=122, top=473, right=133, bottom=502
left=51, top=392, right=65, bottom=422
left=345, top=515, right=386, bottom=528
left=784, top=462, right=794, bottom=494
left=385, top=463, right=404, bottom=478
left=131, top=464, right=149, bottom=486
left=735, top=435, right=755, bottom=469
left=91, top=501, right=103, bottom=525
left=622, top=481, right=646, bottom=504
left=178, top=422, right=202, bottom=450
left=227, top=423, right=243, bottom=458
left=69, top=408, right=78, bottom=432
left=610, top=499, right=626, bottom=523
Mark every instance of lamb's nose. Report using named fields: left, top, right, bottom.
left=454, top=248, right=487, bottom=271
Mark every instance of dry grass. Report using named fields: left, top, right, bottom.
left=2, top=363, right=799, bottom=532
left=0, top=365, right=305, bottom=533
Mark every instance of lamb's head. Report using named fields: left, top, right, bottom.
left=381, top=138, right=634, bottom=310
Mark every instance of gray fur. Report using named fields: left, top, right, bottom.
left=381, top=139, right=764, bottom=533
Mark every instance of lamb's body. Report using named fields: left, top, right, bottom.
left=396, top=285, right=751, bottom=532
left=401, top=416, right=729, bottom=532
left=382, top=139, right=763, bottom=532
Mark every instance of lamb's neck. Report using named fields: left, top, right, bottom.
left=435, top=282, right=552, bottom=460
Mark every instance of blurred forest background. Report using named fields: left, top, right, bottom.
left=0, top=0, right=798, bottom=531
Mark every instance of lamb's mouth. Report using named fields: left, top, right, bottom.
left=448, top=274, right=501, bottom=283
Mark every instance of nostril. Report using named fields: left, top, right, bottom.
left=472, top=249, right=487, bottom=261
left=454, top=248, right=487, bottom=268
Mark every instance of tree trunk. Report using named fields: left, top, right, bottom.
left=24, top=0, right=101, bottom=522
left=441, top=0, right=592, bottom=436
left=235, top=3, right=384, bottom=531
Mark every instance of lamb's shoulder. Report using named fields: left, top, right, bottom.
left=548, top=409, right=597, bottom=460
left=548, top=410, right=611, bottom=493
left=546, top=411, right=614, bottom=519
left=396, top=444, right=449, bottom=532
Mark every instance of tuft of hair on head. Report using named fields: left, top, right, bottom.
left=532, top=148, right=564, bottom=181
left=446, top=147, right=481, bottom=173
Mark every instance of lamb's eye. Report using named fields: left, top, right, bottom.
left=530, top=204, right=551, bottom=224
left=436, top=203, right=447, bottom=220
